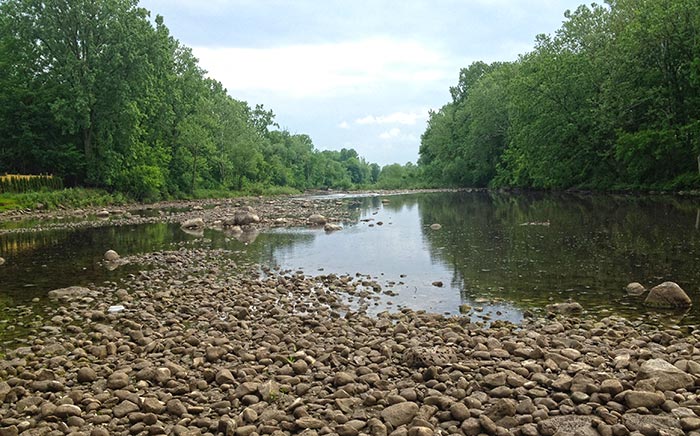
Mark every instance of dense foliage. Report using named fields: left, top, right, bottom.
left=0, top=0, right=380, bottom=200
left=420, top=0, right=700, bottom=191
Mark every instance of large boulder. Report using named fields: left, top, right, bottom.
left=636, top=358, right=695, bottom=391
left=644, top=281, right=692, bottom=308
left=307, top=214, right=327, bottom=226
left=546, top=301, right=583, bottom=315
left=181, top=218, right=205, bottom=230
left=48, top=286, right=92, bottom=299
left=225, top=208, right=260, bottom=226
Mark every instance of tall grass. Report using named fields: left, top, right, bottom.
left=0, top=174, right=63, bottom=193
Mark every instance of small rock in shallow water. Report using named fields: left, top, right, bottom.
left=104, top=249, right=120, bottom=261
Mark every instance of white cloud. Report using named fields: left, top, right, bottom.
left=193, top=37, right=453, bottom=99
left=338, top=121, right=350, bottom=129
left=356, top=111, right=427, bottom=126
left=379, top=128, right=402, bottom=139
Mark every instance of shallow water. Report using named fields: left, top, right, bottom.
left=2, top=191, right=700, bottom=344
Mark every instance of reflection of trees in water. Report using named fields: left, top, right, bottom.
left=416, top=192, right=700, bottom=314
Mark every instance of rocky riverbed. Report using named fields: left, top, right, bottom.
left=2, top=246, right=700, bottom=436
left=0, top=189, right=460, bottom=235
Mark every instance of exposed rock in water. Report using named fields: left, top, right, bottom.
left=644, top=281, right=692, bottom=308
left=324, top=223, right=343, bottom=232
left=307, top=214, right=327, bottom=225
left=47, top=286, right=92, bottom=299
left=224, top=208, right=260, bottom=226
left=181, top=217, right=205, bottom=230
left=546, top=301, right=583, bottom=314
left=625, top=282, right=647, bottom=296
left=104, top=249, right=120, bottom=261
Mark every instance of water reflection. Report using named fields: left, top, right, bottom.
left=1, top=191, right=700, bottom=344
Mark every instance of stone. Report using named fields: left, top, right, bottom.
left=626, top=282, right=647, bottom=296
left=215, top=368, right=236, bottom=385
left=546, top=301, right=583, bottom=314
left=307, top=214, right=327, bottom=225
left=141, top=398, right=166, bottom=414
left=324, top=223, right=343, bottom=232
left=486, top=399, right=516, bottom=421
left=625, top=391, right=665, bottom=409
left=232, top=209, right=260, bottom=226
left=538, top=416, right=598, bottom=436
left=637, top=358, right=694, bottom=391
left=334, top=372, right=356, bottom=386
left=644, top=281, right=692, bottom=308
left=407, top=427, right=433, bottom=436
left=48, top=286, right=92, bottom=299
left=104, top=250, right=120, bottom=261
left=166, top=399, right=188, bottom=417
left=113, top=400, right=139, bottom=418
left=107, top=371, right=129, bottom=389
left=181, top=218, right=205, bottom=230
left=430, top=223, right=442, bottom=230
left=295, top=417, right=324, bottom=429
left=77, top=367, right=97, bottom=383
left=54, top=404, right=82, bottom=418
left=96, top=210, right=110, bottom=218
left=380, top=402, right=419, bottom=428
left=0, top=257, right=5, bottom=266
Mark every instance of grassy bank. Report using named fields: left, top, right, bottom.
left=0, top=184, right=304, bottom=212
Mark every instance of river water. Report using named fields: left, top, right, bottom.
left=1, top=191, right=700, bottom=344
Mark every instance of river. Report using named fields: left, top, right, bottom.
left=1, top=190, right=699, bottom=345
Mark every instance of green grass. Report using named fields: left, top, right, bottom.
left=0, top=188, right=128, bottom=211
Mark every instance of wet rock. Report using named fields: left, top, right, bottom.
left=546, top=301, right=583, bottom=314
left=307, top=214, right=327, bottom=225
left=225, top=209, right=260, bottom=226
left=644, top=281, right=692, bottom=308
left=104, top=249, right=120, bottom=261
left=381, top=402, right=419, bottom=428
left=626, top=282, right=647, bottom=295
left=181, top=217, right=205, bottom=230
left=324, top=223, right=343, bottom=232
left=637, top=358, right=694, bottom=391
left=48, top=286, right=92, bottom=299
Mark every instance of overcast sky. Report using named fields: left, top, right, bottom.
left=139, top=0, right=585, bottom=166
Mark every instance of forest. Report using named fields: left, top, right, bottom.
left=420, top=0, right=700, bottom=191
left=1, top=0, right=699, bottom=201
left=0, top=0, right=384, bottom=200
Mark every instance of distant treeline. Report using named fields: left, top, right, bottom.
left=419, top=0, right=700, bottom=191
left=0, top=0, right=387, bottom=200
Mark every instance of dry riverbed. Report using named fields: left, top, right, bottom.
left=2, top=245, right=700, bottom=436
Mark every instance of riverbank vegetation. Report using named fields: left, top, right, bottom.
left=0, top=0, right=382, bottom=202
left=1, top=0, right=698, bottom=204
left=420, top=0, right=700, bottom=191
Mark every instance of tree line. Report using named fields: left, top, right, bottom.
left=0, top=0, right=384, bottom=200
left=419, top=0, right=700, bottom=191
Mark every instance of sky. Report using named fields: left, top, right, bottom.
left=138, top=0, right=585, bottom=166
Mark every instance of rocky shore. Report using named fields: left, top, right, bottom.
left=2, top=247, right=700, bottom=436
left=0, top=189, right=460, bottom=235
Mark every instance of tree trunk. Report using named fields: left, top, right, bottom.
left=191, top=154, right=197, bottom=193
